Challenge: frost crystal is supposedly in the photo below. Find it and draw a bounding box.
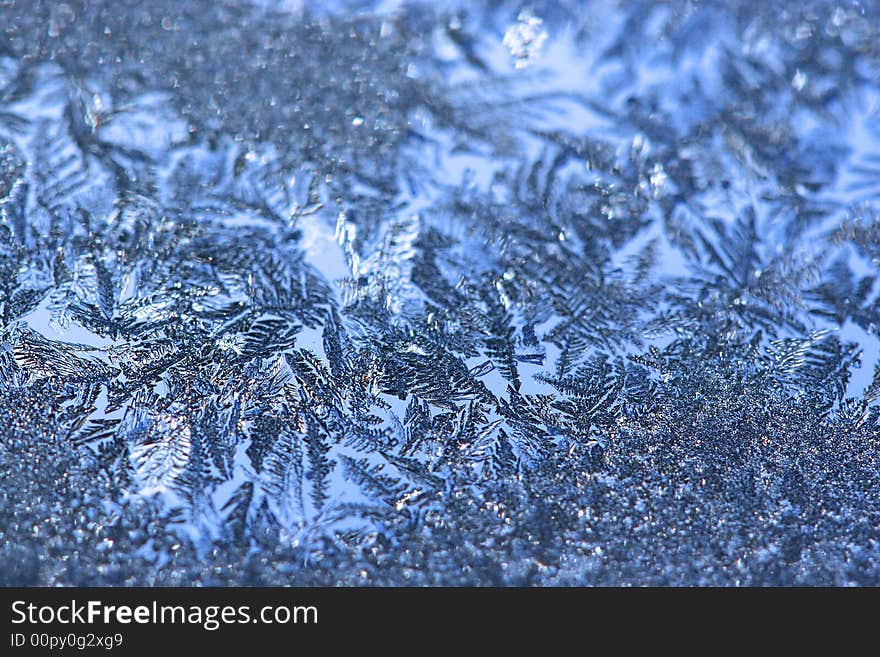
[1,1,880,586]
[503,10,548,69]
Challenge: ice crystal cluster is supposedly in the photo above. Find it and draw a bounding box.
[1,0,880,586]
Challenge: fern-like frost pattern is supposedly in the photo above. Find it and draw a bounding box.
[1,0,880,585]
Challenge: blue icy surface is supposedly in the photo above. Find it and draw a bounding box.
[1,1,880,585]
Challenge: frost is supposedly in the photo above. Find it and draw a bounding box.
[1,1,880,586]
[503,10,548,69]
